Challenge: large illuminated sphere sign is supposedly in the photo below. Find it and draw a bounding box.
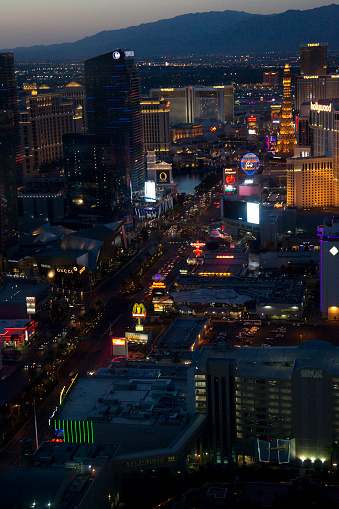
[241,153,260,176]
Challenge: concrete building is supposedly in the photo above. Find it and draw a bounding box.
[150,86,234,124]
[192,340,339,467]
[60,81,86,132]
[286,155,334,208]
[18,177,66,221]
[300,43,327,77]
[51,365,207,475]
[295,75,339,113]
[146,151,177,196]
[310,100,339,204]
[0,442,120,509]
[19,89,81,177]
[319,216,339,320]
[141,98,170,156]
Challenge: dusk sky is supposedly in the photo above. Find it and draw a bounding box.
[1,0,334,49]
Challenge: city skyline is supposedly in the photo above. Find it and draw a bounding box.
[0,0,334,49]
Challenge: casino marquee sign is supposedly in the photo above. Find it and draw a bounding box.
[156,170,170,184]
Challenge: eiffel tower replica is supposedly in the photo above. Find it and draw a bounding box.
[276,63,297,157]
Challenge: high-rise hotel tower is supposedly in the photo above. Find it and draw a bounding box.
[85,50,144,193]
[0,53,19,257]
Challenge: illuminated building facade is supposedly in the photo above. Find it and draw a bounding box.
[85,50,144,192]
[63,133,131,219]
[150,85,234,124]
[0,53,19,256]
[300,43,327,77]
[19,91,78,177]
[59,81,86,131]
[171,123,203,142]
[276,64,297,157]
[295,75,339,112]
[141,98,170,156]
[310,100,339,204]
[286,156,334,208]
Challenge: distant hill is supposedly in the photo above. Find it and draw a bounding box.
[1,4,339,61]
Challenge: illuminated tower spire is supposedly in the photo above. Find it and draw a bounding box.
[277,63,297,157]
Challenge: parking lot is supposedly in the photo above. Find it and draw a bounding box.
[202,320,339,348]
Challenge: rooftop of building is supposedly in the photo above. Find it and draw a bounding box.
[0,442,118,509]
[0,278,51,304]
[35,246,89,260]
[175,275,305,305]
[157,317,207,350]
[70,222,123,241]
[56,368,190,454]
[198,340,339,378]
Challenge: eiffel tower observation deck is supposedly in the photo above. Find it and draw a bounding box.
[276,63,297,157]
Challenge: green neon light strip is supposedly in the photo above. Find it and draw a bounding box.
[87,421,90,442]
[82,421,86,443]
[70,420,74,443]
[75,421,78,442]
[66,420,69,443]
[91,421,94,443]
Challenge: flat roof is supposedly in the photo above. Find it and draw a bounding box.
[158,318,207,350]
[198,340,339,377]
[56,371,189,453]
[0,280,50,304]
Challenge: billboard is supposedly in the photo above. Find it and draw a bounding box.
[145,181,156,200]
[26,296,36,314]
[125,331,151,343]
[240,153,260,176]
[246,202,260,224]
[156,169,170,184]
[223,168,237,195]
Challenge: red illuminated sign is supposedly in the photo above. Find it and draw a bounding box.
[112,338,126,346]
[191,241,206,258]
[225,175,235,185]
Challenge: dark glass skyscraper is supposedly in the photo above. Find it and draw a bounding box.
[63,132,131,219]
[85,50,144,192]
[300,43,327,76]
[0,53,19,256]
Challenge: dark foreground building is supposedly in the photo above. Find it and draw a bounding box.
[0,53,20,256]
[63,133,131,219]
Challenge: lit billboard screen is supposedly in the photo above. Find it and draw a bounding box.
[145,181,156,200]
[112,338,126,346]
[222,199,260,225]
[247,202,260,224]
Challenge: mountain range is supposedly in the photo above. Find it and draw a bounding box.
[1,4,339,61]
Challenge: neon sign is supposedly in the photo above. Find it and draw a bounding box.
[190,241,206,258]
[240,153,260,176]
[310,102,332,113]
[225,174,235,185]
[132,302,146,325]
